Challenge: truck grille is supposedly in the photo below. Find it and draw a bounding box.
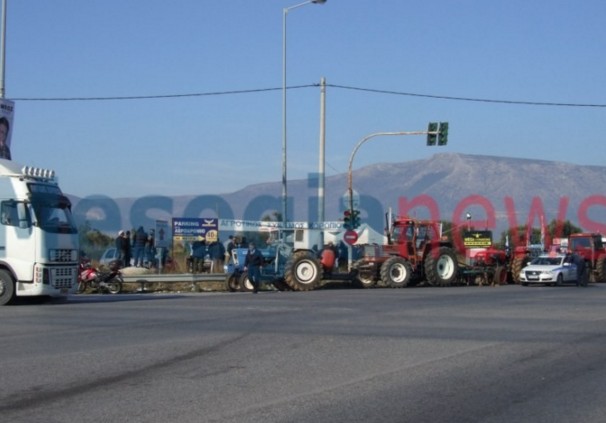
[51,267,76,289]
[49,249,78,263]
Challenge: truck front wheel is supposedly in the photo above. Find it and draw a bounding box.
[0,269,15,306]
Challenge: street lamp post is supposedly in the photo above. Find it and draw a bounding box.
[282,0,326,225]
[0,0,7,99]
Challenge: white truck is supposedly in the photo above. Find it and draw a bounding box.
[0,159,79,305]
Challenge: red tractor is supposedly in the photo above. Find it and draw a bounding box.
[568,233,606,283]
[460,246,509,286]
[352,216,458,288]
[452,229,540,286]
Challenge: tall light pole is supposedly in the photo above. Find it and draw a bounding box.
[282,0,326,225]
[0,0,7,99]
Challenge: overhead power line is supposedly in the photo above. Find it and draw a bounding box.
[10,86,310,101]
[327,84,606,108]
[10,83,606,108]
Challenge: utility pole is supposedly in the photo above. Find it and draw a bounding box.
[317,77,326,243]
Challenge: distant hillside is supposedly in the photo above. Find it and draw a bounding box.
[70,153,606,236]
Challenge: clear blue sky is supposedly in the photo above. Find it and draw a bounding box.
[6,0,606,199]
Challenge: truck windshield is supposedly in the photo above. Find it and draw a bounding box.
[30,195,77,234]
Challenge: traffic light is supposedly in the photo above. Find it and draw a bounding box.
[427,122,438,146]
[343,209,352,230]
[438,122,449,145]
[352,209,361,229]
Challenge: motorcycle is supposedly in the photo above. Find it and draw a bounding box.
[78,258,123,294]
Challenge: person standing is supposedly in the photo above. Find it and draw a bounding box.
[244,242,264,294]
[191,240,207,273]
[115,230,128,268]
[133,226,147,267]
[145,230,156,268]
[573,251,588,287]
[209,239,225,273]
[320,242,337,278]
[224,235,235,264]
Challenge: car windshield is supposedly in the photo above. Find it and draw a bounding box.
[531,256,563,266]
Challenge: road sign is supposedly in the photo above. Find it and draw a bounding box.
[343,230,359,246]
[155,220,170,248]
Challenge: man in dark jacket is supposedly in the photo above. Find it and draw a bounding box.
[133,226,147,267]
[115,230,128,268]
[191,241,207,273]
[244,242,264,294]
[573,251,588,287]
[209,239,226,273]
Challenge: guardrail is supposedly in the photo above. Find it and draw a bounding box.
[122,273,227,292]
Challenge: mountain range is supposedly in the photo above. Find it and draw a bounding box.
[70,153,606,236]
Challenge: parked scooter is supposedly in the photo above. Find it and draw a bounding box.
[78,258,123,294]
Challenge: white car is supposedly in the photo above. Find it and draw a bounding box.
[99,247,121,266]
[519,254,577,286]
[99,247,138,267]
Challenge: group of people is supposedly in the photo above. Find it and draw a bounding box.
[189,238,227,274]
[185,235,265,293]
[115,226,157,268]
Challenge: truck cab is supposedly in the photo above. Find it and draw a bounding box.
[0,160,79,305]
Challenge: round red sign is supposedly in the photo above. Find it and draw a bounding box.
[343,230,359,245]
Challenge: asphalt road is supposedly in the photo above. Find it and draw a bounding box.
[1,284,605,423]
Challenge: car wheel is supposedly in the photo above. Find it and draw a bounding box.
[556,273,563,286]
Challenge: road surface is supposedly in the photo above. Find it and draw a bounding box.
[1,284,605,422]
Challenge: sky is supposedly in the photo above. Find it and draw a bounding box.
[5,0,606,200]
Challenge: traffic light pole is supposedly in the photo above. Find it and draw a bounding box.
[345,125,447,270]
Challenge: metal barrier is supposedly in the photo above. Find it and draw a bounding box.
[121,273,226,292]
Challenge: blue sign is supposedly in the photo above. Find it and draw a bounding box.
[172,218,218,242]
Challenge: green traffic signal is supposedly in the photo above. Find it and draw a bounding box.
[427,122,438,146]
[438,122,449,145]
[352,209,361,229]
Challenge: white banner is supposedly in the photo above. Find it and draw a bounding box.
[218,219,344,232]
